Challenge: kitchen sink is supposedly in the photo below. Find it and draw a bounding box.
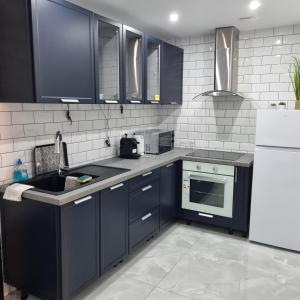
[26,164,130,195]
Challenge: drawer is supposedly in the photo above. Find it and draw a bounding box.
[129,208,159,251]
[183,161,234,176]
[129,179,159,223]
[129,168,160,192]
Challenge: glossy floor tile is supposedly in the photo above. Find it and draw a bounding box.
[5,223,300,300]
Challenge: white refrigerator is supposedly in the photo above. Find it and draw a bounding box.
[249,110,300,251]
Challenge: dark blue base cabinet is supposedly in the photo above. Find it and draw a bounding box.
[0,162,179,300]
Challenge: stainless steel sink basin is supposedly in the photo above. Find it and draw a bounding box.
[26,164,130,195]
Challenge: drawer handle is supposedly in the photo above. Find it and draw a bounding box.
[74,196,92,205]
[142,185,152,192]
[166,163,174,168]
[130,100,141,104]
[105,100,118,104]
[198,212,213,218]
[61,98,79,103]
[142,171,152,177]
[150,101,159,104]
[110,183,124,190]
[141,212,152,221]
[170,101,178,105]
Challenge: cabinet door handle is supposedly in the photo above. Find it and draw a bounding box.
[74,196,92,205]
[142,171,152,177]
[166,163,174,168]
[235,167,237,183]
[142,185,152,192]
[198,212,213,218]
[61,98,79,103]
[170,101,178,105]
[110,183,124,190]
[130,100,141,104]
[141,212,152,221]
[105,100,118,104]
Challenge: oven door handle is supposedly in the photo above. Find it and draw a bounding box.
[189,174,227,185]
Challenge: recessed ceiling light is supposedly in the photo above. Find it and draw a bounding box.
[169,12,179,23]
[249,0,261,10]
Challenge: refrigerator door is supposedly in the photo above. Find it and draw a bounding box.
[255,110,300,148]
[249,146,300,251]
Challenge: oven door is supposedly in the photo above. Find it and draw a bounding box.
[182,170,234,218]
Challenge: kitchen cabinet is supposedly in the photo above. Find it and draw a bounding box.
[100,182,128,273]
[160,162,178,229]
[94,15,123,104]
[0,193,99,300]
[60,194,99,299]
[1,1,184,105]
[160,42,183,105]
[32,0,95,103]
[232,166,253,236]
[128,169,160,252]
[144,36,161,104]
[123,25,144,104]
[129,208,159,250]
[1,0,95,103]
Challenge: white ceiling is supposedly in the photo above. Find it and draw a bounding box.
[70,0,300,40]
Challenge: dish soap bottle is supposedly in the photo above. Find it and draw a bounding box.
[14,159,29,182]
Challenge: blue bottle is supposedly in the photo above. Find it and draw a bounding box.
[14,159,29,182]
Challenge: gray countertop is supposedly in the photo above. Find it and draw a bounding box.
[8,148,253,206]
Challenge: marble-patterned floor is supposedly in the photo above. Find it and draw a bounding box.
[6,222,300,300]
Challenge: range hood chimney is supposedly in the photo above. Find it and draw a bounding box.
[201,26,243,98]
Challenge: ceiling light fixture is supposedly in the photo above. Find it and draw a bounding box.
[169,12,179,23]
[249,0,261,10]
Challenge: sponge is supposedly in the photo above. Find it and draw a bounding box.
[78,175,93,184]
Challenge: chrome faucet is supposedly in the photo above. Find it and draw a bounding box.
[55,131,63,175]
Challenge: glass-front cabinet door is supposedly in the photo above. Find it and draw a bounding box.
[123,26,144,104]
[145,36,161,104]
[95,15,122,104]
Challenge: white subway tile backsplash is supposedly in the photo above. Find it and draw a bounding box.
[274,25,294,35]
[253,47,272,56]
[34,111,53,123]
[0,112,12,125]
[262,55,282,65]
[272,45,292,55]
[263,36,282,46]
[283,34,300,44]
[0,140,14,154]
[253,65,271,74]
[24,124,45,136]
[12,112,33,124]
[14,137,35,151]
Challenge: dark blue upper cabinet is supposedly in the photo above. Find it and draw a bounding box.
[94,15,123,104]
[144,35,161,105]
[123,25,144,104]
[160,42,183,105]
[31,0,95,104]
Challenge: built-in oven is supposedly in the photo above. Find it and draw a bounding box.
[182,161,235,218]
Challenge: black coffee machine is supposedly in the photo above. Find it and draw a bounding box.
[119,134,141,159]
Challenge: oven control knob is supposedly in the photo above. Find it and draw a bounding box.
[213,167,218,172]
[196,165,201,170]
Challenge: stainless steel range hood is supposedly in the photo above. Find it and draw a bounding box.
[201,26,243,98]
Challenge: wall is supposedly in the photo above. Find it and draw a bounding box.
[0,103,158,184]
[159,24,300,152]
